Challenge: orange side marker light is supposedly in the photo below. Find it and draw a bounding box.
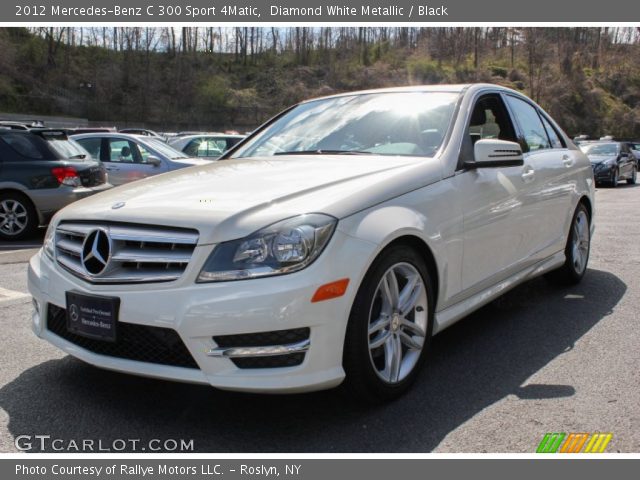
[311,278,350,303]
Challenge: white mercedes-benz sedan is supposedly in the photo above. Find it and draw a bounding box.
[28,84,595,400]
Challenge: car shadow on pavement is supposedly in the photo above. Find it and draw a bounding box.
[0,268,626,453]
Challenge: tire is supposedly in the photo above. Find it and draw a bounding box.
[545,203,591,285]
[342,245,435,402]
[627,166,637,185]
[0,192,38,241]
[610,169,619,188]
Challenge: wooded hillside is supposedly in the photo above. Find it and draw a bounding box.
[0,27,639,137]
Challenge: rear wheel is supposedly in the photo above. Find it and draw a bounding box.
[343,245,434,402]
[0,192,38,241]
[545,203,590,285]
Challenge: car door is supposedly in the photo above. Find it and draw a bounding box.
[619,143,633,178]
[452,93,538,293]
[503,95,576,259]
[103,138,166,185]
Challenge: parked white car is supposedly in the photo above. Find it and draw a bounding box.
[28,84,595,400]
[71,133,208,186]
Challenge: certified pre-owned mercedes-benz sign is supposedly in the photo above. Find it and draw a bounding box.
[28,84,595,401]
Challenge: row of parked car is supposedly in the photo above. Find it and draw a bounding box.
[575,136,639,187]
[0,121,246,240]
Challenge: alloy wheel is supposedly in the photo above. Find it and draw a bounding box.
[0,199,29,236]
[571,210,590,275]
[367,262,428,384]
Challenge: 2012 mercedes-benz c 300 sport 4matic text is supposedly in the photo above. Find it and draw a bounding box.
[28,84,595,400]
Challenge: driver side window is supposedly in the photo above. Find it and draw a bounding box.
[468,95,517,145]
[458,93,517,169]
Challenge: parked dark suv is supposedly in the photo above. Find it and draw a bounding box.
[579,141,638,187]
[0,129,111,240]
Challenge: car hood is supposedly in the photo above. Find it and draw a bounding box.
[587,155,616,165]
[54,155,435,244]
[169,158,211,167]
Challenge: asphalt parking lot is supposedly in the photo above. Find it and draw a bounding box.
[0,185,638,453]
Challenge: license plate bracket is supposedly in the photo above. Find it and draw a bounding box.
[65,291,119,342]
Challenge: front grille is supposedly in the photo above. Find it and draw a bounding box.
[55,221,198,284]
[213,328,310,369]
[47,304,199,369]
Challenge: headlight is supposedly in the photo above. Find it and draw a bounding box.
[43,223,55,260]
[197,214,337,282]
[604,158,617,166]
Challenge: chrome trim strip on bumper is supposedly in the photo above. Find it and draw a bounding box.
[207,339,311,358]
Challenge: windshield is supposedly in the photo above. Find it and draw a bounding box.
[48,137,92,160]
[141,138,189,159]
[231,91,460,159]
[580,143,618,156]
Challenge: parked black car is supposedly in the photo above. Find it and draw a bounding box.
[0,129,111,240]
[579,141,637,187]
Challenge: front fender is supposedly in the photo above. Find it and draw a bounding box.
[337,185,464,313]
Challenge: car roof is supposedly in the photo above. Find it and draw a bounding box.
[70,132,148,140]
[177,134,244,141]
[300,83,530,104]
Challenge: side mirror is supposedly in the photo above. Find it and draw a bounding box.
[465,139,524,169]
[146,156,162,167]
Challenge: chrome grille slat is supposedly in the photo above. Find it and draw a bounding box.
[56,238,82,256]
[112,248,192,264]
[54,222,199,284]
[109,226,198,244]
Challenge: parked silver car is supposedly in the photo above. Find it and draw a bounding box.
[71,133,208,186]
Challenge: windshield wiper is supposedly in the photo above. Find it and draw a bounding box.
[273,149,370,156]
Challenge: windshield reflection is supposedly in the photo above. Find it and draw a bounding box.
[232,91,460,159]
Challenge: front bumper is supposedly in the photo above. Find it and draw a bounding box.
[27,229,377,393]
[591,164,615,182]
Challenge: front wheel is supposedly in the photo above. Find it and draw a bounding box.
[611,169,619,187]
[545,203,591,285]
[342,245,434,402]
[628,166,637,185]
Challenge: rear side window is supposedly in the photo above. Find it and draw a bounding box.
[76,138,102,159]
[540,115,564,149]
[0,133,44,159]
[505,96,551,152]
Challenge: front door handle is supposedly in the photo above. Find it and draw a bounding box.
[562,155,574,168]
[105,166,120,171]
[521,168,535,182]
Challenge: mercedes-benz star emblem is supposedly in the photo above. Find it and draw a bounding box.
[81,229,112,276]
[69,304,79,322]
